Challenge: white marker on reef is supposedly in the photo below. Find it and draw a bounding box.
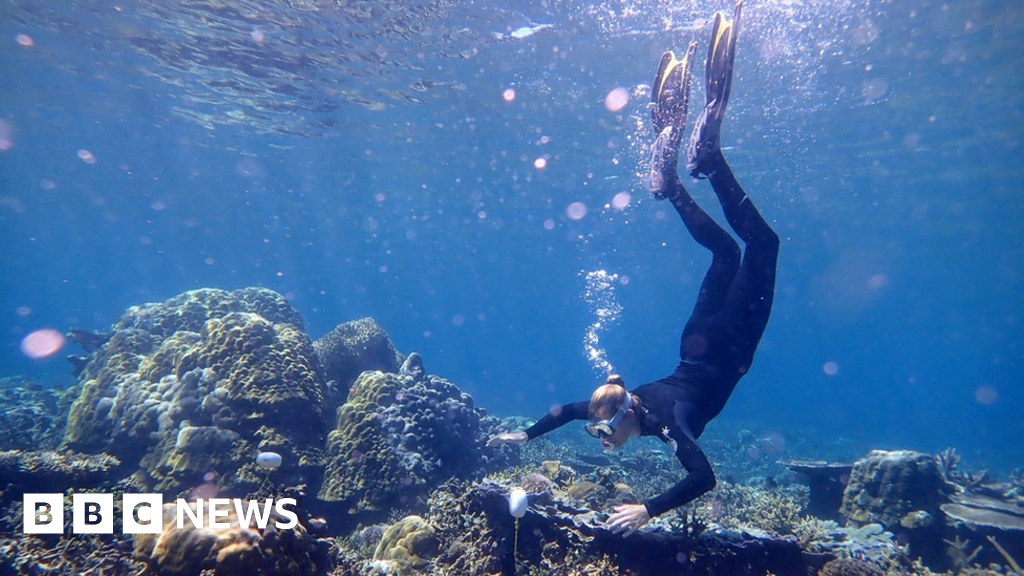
[509,487,528,518]
[256,451,282,470]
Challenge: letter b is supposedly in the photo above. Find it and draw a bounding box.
[73,494,114,534]
[23,494,64,534]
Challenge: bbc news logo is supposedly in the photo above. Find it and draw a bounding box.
[23,494,299,534]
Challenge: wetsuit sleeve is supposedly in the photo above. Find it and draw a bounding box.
[523,401,589,439]
[643,432,716,518]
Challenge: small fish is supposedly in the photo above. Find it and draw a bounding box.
[495,23,554,41]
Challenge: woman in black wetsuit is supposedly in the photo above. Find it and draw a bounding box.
[488,3,779,537]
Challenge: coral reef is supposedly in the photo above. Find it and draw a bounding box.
[114,286,305,337]
[425,479,812,576]
[7,286,1024,576]
[61,288,326,494]
[318,367,514,517]
[344,523,389,558]
[0,450,121,496]
[133,501,320,576]
[371,515,438,576]
[841,450,953,529]
[519,472,555,495]
[706,481,809,536]
[313,317,404,401]
[818,557,885,576]
[840,450,958,570]
[0,377,66,450]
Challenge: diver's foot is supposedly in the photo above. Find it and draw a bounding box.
[647,126,678,200]
[686,2,742,178]
[685,105,722,178]
[649,43,696,197]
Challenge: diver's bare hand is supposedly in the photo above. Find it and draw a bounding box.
[606,504,651,537]
[486,431,528,447]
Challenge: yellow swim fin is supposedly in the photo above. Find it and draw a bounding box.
[650,42,697,134]
[687,2,743,177]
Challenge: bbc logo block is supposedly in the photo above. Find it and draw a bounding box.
[22,494,297,534]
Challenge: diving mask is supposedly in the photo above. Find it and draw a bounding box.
[584,391,632,439]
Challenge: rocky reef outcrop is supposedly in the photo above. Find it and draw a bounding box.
[46,286,514,521]
[318,366,515,517]
[840,450,953,529]
[313,318,404,402]
[61,288,326,493]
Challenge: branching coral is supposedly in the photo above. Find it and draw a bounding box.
[706,481,808,536]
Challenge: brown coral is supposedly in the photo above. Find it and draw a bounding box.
[372,515,439,576]
[312,317,404,398]
[62,288,326,494]
[318,369,504,516]
[818,557,884,576]
[133,501,317,576]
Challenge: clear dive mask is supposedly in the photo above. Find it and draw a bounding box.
[584,391,632,439]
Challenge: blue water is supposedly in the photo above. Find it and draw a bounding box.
[1,0,1021,471]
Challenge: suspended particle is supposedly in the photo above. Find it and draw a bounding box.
[605,87,630,112]
[566,202,587,220]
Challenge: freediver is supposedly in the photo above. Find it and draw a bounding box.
[488,3,780,537]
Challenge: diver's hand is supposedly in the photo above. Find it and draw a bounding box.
[606,504,651,537]
[486,431,528,447]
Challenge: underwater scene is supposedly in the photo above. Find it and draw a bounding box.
[1,0,1022,574]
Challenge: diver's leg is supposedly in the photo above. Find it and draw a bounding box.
[704,151,779,370]
[667,179,741,330]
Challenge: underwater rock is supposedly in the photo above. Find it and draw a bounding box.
[313,317,404,400]
[0,377,66,450]
[61,288,326,494]
[318,368,515,518]
[133,501,318,576]
[840,450,953,529]
[372,515,438,576]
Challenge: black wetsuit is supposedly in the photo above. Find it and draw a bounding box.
[524,150,779,518]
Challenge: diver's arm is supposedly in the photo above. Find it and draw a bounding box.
[643,432,716,517]
[486,401,589,447]
[523,401,590,439]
